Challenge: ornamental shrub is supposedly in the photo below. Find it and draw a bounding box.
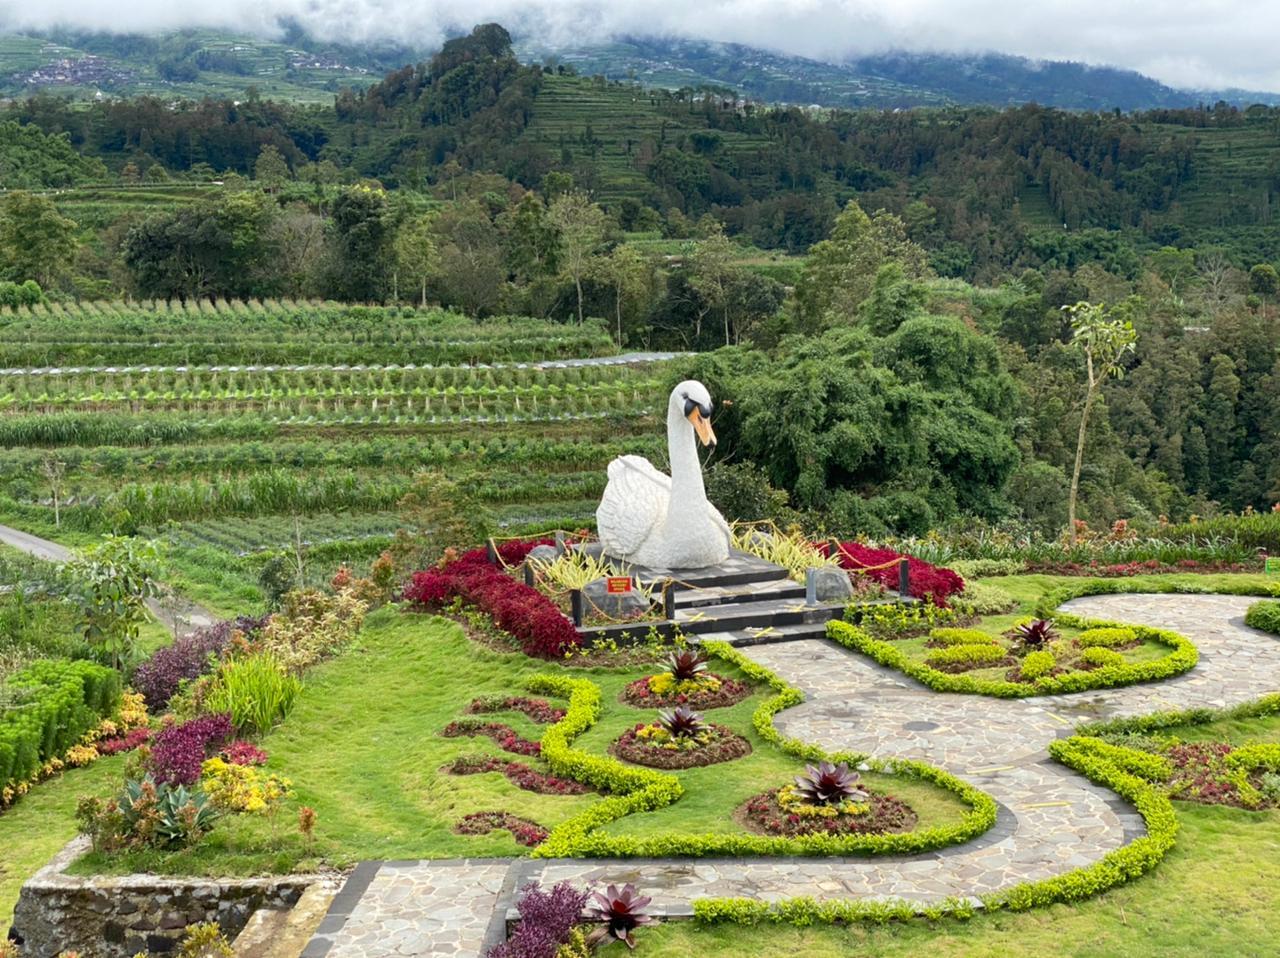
[149,713,233,786]
[203,653,301,737]
[1081,647,1125,669]
[487,880,590,958]
[405,541,580,659]
[827,541,965,606]
[924,644,1006,669]
[1077,627,1137,648]
[1245,600,1280,635]
[1020,650,1056,679]
[929,628,998,647]
[133,616,268,711]
[0,659,121,801]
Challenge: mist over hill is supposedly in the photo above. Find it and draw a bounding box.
[1,26,1277,110]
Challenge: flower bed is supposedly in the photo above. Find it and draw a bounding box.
[741,788,916,837]
[404,540,580,659]
[466,695,565,724]
[610,718,750,770]
[620,673,751,709]
[444,754,591,795]
[826,541,965,606]
[1025,558,1260,577]
[441,718,541,756]
[454,811,548,847]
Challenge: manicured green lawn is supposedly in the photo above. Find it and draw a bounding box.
[71,605,974,879]
[0,755,128,926]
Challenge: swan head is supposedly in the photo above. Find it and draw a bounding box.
[671,380,716,447]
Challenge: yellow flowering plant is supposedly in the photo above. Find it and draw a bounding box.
[200,757,293,815]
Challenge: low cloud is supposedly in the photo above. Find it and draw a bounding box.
[0,0,1276,93]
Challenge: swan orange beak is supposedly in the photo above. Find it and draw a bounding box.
[688,407,717,447]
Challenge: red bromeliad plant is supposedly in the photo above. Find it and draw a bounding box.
[585,883,654,950]
[404,541,581,659]
[825,542,965,606]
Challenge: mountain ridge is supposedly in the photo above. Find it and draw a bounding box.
[1,26,1278,111]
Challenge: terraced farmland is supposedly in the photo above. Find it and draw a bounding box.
[0,299,671,612]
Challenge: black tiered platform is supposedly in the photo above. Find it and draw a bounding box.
[570,545,904,647]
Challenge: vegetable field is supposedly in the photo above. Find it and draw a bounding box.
[0,299,670,610]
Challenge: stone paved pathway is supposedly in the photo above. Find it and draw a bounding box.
[307,592,1280,956]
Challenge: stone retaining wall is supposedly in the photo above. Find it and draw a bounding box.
[8,838,321,958]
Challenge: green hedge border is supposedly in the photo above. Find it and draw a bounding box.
[1245,599,1280,635]
[823,576,1278,698]
[1,659,122,800]
[527,642,997,858]
[694,730,1180,924]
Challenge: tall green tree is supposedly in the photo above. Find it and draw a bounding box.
[393,214,438,306]
[548,190,608,323]
[0,191,79,288]
[1064,300,1139,541]
[328,186,393,302]
[592,244,652,346]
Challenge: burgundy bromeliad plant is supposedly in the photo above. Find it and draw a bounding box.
[656,706,706,739]
[585,883,655,950]
[1013,618,1060,651]
[793,760,870,806]
[666,649,708,683]
[404,541,581,659]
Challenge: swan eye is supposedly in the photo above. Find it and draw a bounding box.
[683,398,697,417]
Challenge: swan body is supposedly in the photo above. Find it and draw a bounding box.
[597,380,731,569]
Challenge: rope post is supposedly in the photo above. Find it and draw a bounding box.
[805,568,817,606]
[898,557,910,598]
[663,580,676,621]
[570,589,584,627]
[523,562,534,587]
[555,531,566,554]
[486,538,498,566]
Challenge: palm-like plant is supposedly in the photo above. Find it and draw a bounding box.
[585,883,655,950]
[1014,618,1060,650]
[656,706,706,739]
[792,760,869,806]
[666,649,708,683]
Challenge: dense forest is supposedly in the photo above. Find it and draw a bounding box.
[1,23,1278,536]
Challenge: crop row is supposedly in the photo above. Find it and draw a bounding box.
[0,409,659,449]
[0,434,665,482]
[41,468,609,530]
[0,368,663,403]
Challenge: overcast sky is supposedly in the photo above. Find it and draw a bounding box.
[1,0,1277,93]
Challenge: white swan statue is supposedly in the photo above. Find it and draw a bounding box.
[596,380,731,569]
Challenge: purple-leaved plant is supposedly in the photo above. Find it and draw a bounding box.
[486,881,589,958]
[148,713,234,786]
[133,616,269,710]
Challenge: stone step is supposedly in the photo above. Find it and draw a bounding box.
[711,622,835,646]
[674,578,807,609]
[235,883,338,958]
[674,597,846,635]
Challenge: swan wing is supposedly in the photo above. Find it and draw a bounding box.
[597,455,669,559]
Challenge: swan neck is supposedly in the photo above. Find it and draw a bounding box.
[668,403,704,500]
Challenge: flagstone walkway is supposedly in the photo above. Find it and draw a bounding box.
[304,593,1279,957]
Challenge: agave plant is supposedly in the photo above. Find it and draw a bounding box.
[1014,618,1060,650]
[793,760,869,806]
[585,883,655,950]
[666,649,708,683]
[656,706,706,739]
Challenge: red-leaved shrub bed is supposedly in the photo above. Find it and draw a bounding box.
[619,674,752,709]
[454,811,548,847]
[441,719,541,756]
[1165,742,1280,810]
[443,755,591,795]
[404,541,580,659]
[466,695,566,724]
[826,542,965,606]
